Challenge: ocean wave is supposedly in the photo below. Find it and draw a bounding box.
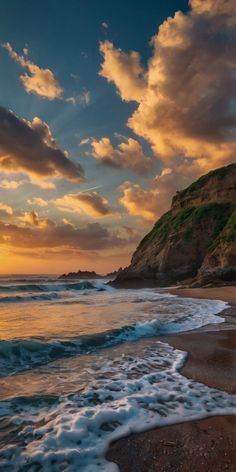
[0,281,105,293]
[0,281,108,303]
[1,341,235,471]
[0,298,226,376]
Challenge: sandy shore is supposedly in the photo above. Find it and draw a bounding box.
[169,286,236,304]
[107,286,236,471]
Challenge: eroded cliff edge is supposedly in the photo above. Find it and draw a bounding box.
[115,164,236,287]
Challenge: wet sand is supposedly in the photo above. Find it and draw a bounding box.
[107,286,236,472]
[169,286,236,304]
[107,416,236,472]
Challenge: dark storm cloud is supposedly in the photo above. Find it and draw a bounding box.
[0,107,85,182]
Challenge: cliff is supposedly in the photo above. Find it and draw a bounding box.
[198,208,236,284]
[115,164,236,287]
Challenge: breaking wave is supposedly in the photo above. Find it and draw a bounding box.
[0,281,108,303]
[0,297,226,376]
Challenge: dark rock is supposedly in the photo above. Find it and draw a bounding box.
[59,270,103,279]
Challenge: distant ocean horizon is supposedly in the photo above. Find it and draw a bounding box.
[0,275,235,471]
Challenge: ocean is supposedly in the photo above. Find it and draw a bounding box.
[0,276,235,471]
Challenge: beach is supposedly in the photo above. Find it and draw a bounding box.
[0,279,235,471]
[107,287,236,471]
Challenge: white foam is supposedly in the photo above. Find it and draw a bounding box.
[0,285,233,471]
[1,341,235,471]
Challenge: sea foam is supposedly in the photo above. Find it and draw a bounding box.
[0,341,235,471]
[0,296,226,376]
[0,281,233,471]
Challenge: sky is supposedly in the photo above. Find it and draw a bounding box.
[0,0,235,274]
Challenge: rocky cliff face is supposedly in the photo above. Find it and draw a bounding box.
[198,208,236,284]
[116,164,236,286]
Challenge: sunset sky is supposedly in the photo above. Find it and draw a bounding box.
[0,0,235,274]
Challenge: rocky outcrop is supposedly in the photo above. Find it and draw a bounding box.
[115,164,236,287]
[59,270,102,279]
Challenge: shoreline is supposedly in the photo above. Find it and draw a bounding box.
[107,286,236,471]
[168,286,236,304]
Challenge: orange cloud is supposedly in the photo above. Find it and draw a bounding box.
[0,179,26,189]
[2,43,63,100]
[0,202,13,216]
[99,41,146,102]
[54,191,112,218]
[18,211,53,229]
[119,167,196,221]
[29,178,56,189]
[190,0,236,15]
[0,107,85,183]
[91,137,152,175]
[100,0,236,174]
[119,183,157,221]
[27,197,48,207]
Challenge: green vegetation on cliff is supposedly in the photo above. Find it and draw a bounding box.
[139,203,235,249]
[173,163,236,202]
[213,208,236,245]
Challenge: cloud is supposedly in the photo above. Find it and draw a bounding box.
[54,191,112,218]
[0,179,26,189]
[90,137,153,175]
[2,43,91,107]
[190,0,236,16]
[119,167,196,221]
[2,42,63,100]
[80,91,91,105]
[27,197,48,207]
[0,219,135,251]
[0,107,85,183]
[119,181,162,221]
[66,97,78,105]
[99,41,146,102]
[18,211,53,229]
[79,138,90,146]
[66,90,91,106]
[61,218,75,227]
[100,0,236,174]
[29,178,56,189]
[0,202,13,216]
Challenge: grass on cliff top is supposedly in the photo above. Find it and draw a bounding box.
[139,202,235,249]
[173,163,236,202]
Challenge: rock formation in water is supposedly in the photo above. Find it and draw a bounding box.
[115,163,236,286]
[59,270,102,279]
